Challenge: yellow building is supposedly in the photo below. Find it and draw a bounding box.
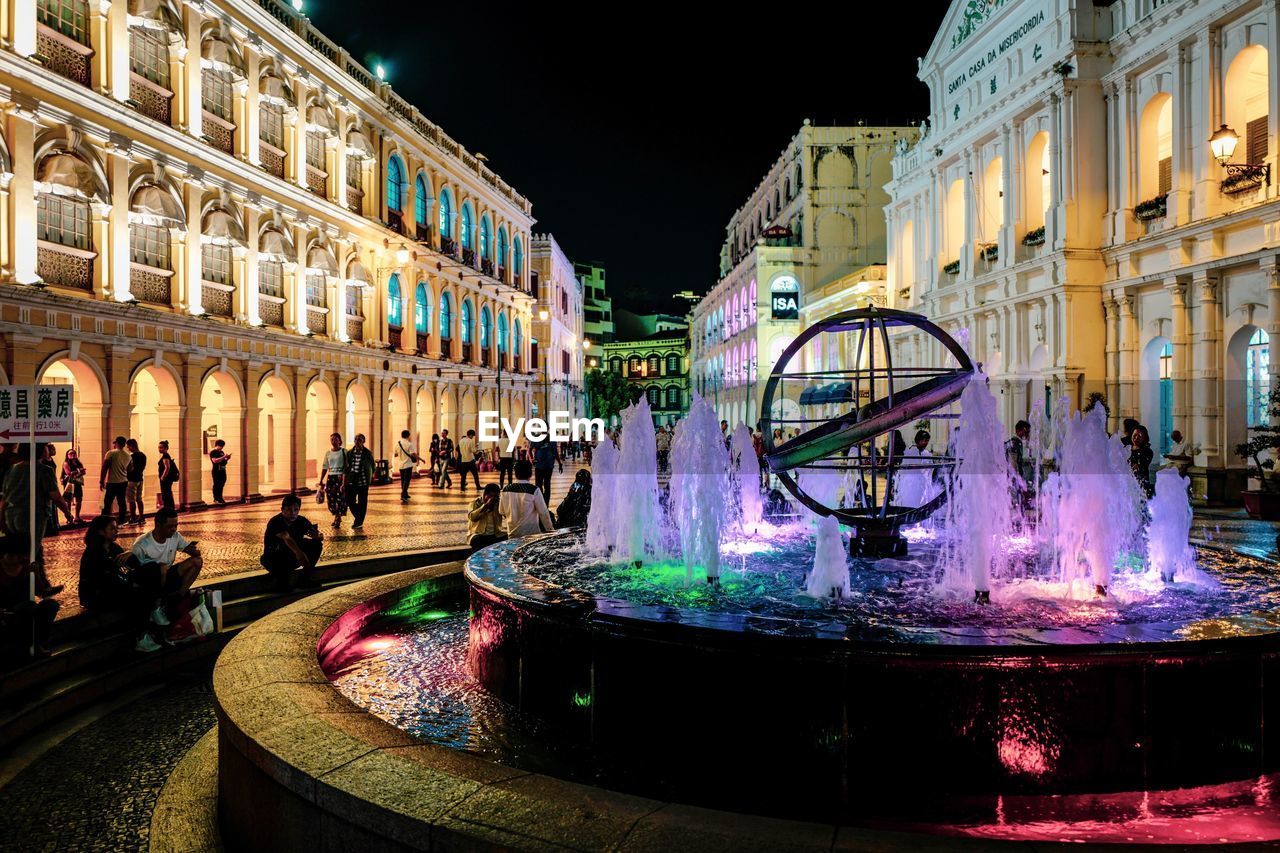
[0,0,539,508]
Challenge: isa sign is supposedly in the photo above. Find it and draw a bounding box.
[771,291,799,320]
[0,385,74,441]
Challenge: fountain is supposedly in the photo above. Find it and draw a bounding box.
[320,307,1280,839]
[729,423,763,533]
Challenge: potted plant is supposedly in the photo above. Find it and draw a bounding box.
[1234,388,1280,519]
[1133,194,1168,222]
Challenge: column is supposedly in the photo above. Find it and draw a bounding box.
[1193,28,1222,221]
[104,0,128,102]
[1103,297,1119,430]
[11,0,35,57]
[1047,92,1062,249]
[242,206,260,325]
[1168,278,1190,436]
[1000,127,1015,266]
[290,222,307,334]
[1117,294,1137,419]
[242,364,262,502]
[182,356,207,510]
[1170,43,1190,225]
[1265,260,1280,392]
[961,148,975,278]
[242,42,260,165]
[9,109,37,285]
[183,180,202,313]
[181,5,202,139]
[108,149,131,301]
[290,79,307,189]
[1192,272,1221,462]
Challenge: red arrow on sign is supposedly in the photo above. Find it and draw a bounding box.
[0,429,69,440]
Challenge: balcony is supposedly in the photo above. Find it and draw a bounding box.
[346,315,364,341]
[259,142,286,178]
[202,112,234,154]
[130,264,172,305]
[306,306,327,335]
[202,282,234,317]
[462,247,477,269]
[389,326,403,349]
[36,25,90,87]
[305,166,327,198]
[346,185,363,215]
[481,258,495,277]
[439,236,457,257]
[387,210,404,235]
[462,342,473,363]
[259,297,285,328]
[129,75,173,126]
[416,332,430,354]
[37,242,93,290]
[416,224,432,244]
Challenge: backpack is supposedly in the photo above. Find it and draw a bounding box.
[164,456,180,482]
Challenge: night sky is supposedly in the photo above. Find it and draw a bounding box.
[306,1,953,314]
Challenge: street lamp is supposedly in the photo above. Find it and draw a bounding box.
[1209,123,1271,188]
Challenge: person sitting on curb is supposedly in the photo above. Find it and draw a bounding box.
[79,516,166,652]
[0,534,59,661]
[499,460,554,538]
[130,508,202,626]
[260,494,324,592]
[467,483,506,552]
[555,469,593,529]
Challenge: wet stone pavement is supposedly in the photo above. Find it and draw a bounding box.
[40,466,589,619]
[0,664,216,852]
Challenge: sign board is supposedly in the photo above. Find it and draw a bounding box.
[0,385,74,442]
[771,274,800,320]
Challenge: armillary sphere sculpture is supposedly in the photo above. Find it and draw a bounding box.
[760,307,974,557]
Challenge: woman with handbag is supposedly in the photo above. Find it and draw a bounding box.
[61,448,86,524]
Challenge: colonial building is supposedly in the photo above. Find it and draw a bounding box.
[690,121,917,430]
[600,331,690,426]
[530,234,585,419]
[576,261,614,344]
[0,0,538,510]
[887,0,1280,491]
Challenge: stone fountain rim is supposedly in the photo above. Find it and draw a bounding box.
[463,530,1280,655]
[213,561,917,851]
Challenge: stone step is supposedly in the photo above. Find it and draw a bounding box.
[149,726,222,853]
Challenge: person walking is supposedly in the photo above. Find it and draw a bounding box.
[125,439,147,524]
[319,433,348,530]
[457,429,480,491]
[61,448,86,524]
[655,426,671,473]
[395,430,419,504]
[343,433,374,531]
[100,437,130,523]
[41,443,60,534]
[208,439,231,504]
[260,494,324,591]
[533,438,556,505]
[496,434,515,488]
[428,433,441,486]
[499,460,554,538]
[436,429,454,489]
[0,444,70,598]
[1129,424,1154,497]
[157,440,178,513]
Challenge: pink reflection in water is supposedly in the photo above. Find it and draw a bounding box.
[932,773,1280,844]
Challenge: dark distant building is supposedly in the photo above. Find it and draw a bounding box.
[599,330,690,426]
[613,309,688,340]
[576,262,615,343]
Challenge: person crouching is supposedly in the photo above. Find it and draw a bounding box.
[467,483,506,552]
[260,494,324,592]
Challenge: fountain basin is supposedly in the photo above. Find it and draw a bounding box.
[462,531,1280,822]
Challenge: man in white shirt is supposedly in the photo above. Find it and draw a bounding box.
[496,433,515,488]
[130,508,203,616]
[394,429,419,504]
[457,429,481,491]
[499,460,553,538]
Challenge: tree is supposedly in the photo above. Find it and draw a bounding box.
[1236,387,1280,493]
[586,368,642,424]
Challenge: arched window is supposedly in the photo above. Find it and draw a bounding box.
[200,34,242,153]
[387,273,402,327]
[514,318,523,369]
[647,386,661,407]
[415,174,430,230]
[38,0,90,45]
[1248,328,1270,428]
[1225,45,1270,169]
[773,188,781,217]
[728,294,738,336]
[479,216,491,259]
[1139,94,1173,201]
[480,306,492,349]
[1158,342,1173,455]
[1025,131,1051,235]
[438,189,453,239]
[496,227,508,277]
[610,357,622,374]
[648,354,661,375]
[667,354,679,374]
[513,237,524,279]
[460,204,474,251]
[497,312,509,354]
[386,155,406,214]
[460,299,473,343]
[749,280,757,323]
[439,292,452,340]
[944,178,965,265]
[749,339,758,383]
[415,282,430,334]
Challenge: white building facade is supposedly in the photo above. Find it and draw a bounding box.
[691,122,916,430]
[531,235,585,419]
[888,0,1280,489]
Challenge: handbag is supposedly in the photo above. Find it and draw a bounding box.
[315,489,326,505]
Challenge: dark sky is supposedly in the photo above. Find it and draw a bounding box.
[306,1,952,315]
